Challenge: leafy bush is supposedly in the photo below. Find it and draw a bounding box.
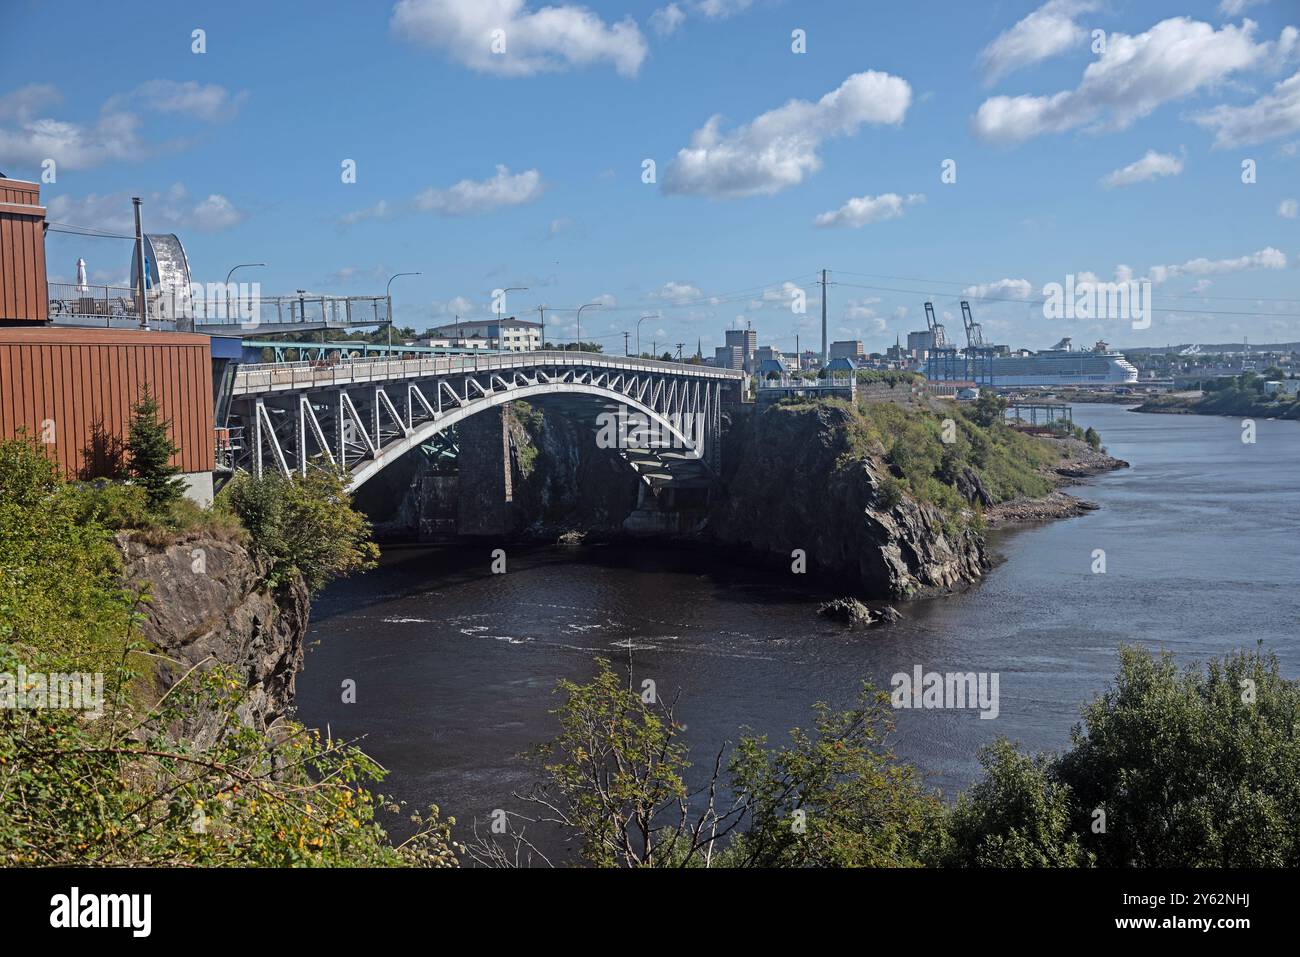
[220,469,379,593]
[947,646,1300,868]
[0,436,456,868]
[472,659,944,868]
[943,740,1091,867]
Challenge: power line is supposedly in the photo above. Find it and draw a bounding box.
[45,221,135,240]
[831,268,1300,306]
[831,280,1300,320]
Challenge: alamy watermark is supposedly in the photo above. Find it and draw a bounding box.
[891,665,1000,719]
[1042,274,1151,330]
[596,407,704,456]
[1,665,104,718]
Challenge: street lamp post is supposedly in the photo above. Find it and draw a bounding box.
[385,272,421,350]
[636,313,658,358]
[575,302,601,353]
[224,262,266,324]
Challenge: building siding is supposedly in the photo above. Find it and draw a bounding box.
[0,178,49,323]
[0,327,214,477]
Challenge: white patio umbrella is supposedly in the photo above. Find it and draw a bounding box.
[75,258,89,293]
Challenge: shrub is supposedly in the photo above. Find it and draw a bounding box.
[221,469,379,593]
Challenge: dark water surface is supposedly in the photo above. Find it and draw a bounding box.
[297,405,1300,834]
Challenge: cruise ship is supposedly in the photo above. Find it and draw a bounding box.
[925,338,1138,388]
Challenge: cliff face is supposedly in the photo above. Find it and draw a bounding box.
[117,534,309,745]
[706,403,987,599]
[506,401,641,536]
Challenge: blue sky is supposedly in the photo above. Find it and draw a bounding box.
[2,0,1299,352]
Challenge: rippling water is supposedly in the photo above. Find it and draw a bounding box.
[296,404,1300,837]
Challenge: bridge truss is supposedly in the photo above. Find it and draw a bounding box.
[225,351,745,492]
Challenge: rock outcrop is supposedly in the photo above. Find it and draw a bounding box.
[705,403,987,599]
[117,533,309,746]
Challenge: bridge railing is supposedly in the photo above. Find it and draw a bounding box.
[233,349,746,394]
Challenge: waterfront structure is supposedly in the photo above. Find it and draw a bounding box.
[925,337,1138,388]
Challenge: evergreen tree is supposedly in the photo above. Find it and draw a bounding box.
[126,383,184,512]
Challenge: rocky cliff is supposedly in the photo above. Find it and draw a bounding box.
[117,533,309,745]
[705,403,987,599]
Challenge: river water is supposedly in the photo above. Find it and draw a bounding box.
[296,404,1300,839]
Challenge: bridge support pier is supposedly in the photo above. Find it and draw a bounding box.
[456,407,515,537]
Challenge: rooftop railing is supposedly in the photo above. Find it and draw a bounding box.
[47,283,392,331]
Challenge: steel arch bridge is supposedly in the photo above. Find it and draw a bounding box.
[225,351,748,492]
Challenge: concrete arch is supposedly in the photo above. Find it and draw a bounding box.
[344,381,705,493]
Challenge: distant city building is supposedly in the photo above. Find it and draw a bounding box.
[713,344,744,370]
[829,339,865,360]
[725,327,757,372]
[755,345,782,364]
[907,330,934,355]
[425,317,541,352]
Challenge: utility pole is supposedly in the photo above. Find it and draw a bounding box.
[818,268,829,368]
[623,331,630,356]
[675,342,684,360]
[537,305,548,349]
[132,197,148,330]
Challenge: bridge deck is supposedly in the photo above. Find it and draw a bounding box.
[233,350,745,396]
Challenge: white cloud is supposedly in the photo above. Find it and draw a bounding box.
[0,84,61,121]
[1280,198,1299,217]
[1218,0,1265,16]
[973,17,1276,144]
[390,0,647,77]
[1194,69,1300,147]
[1101,149,1185,188]
[46,183,245,233]
[108,80,249,122]
[1144,246,1286,284]
[665,71,912,198]
[413,165,543,216]
[654,280,704,302]
[696,0,755,17]
[0,80,246,173]
[0,111,144,171]
[842,298,879,321]
[431,295,479,317]
[813,191,924,228]
[338,200,391,227]
[650,3,685,36]
[963,278,1034,300]
[978,0,1097,84]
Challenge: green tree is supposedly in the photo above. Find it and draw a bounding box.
[221,468,379,593]
[1057,645,1300,867]
[1,435,455,868]
[942,740,1092,867]
[0,435,136,673]
[478,661,944,867]
[126,384,185,513]
[724,687,947,867]
[971,391,1007,428]
[1083,426,1101,450]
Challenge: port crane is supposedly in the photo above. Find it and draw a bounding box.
[960,300,986,349]
[923,301,949,347]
